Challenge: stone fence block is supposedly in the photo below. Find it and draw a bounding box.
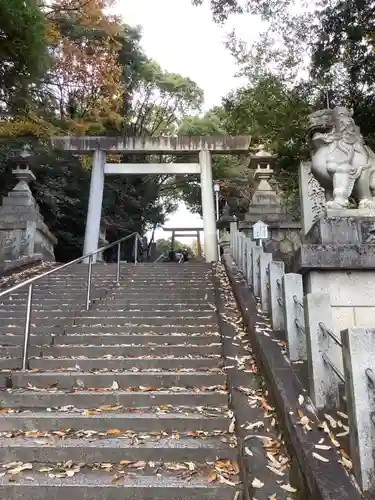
[251,246,263,297]
[235,231,241,266]
[245,238,256,286]
[282,273,306,361]
[268,261,285,332]
[341,328,375,493]
[239,232,246,274]
[230,222,237,254]
[259,253,273,312]
[304,293,342,409]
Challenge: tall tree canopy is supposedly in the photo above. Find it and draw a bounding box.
[189,0,375,215]
[0,0,204,261]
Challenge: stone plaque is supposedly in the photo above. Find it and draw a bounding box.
[299,161,326,236]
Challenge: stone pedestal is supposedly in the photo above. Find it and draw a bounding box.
[240,162,301,271]
[219,230,231,254]
[0,166,57,262]
[293,215,375,332]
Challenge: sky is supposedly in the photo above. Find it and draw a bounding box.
[115,0,262,244]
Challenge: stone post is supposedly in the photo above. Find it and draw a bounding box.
[230,221,237,256]
[199,150,218,262]
[268,261,285,331]
[282,273,306,362]
[83,149,106,263]
[341,328,375,493]
[304,293,341,409]
[245,238,256,286]
[259,253,273,312]
[251,246,263,297]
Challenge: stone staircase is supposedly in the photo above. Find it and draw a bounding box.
[0,263,239,499]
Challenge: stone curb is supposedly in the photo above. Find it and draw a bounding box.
[212,267,291,500]
[222,254,364,500]
[0,254,43,280]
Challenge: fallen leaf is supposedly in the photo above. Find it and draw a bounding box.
[267,465,284,476]
[340,456,353,470]
[298,394,304,405]
[119,460,132,466]
[252,477,264,488]
[229,418,235,434]
[128,461,146,469]
[207,471,217,483]
[312,452,329,463]
[106,429,122,436]
[280,483,297,493]
[314,444,331,451]
[8,463,33,475]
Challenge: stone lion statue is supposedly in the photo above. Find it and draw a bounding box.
[308,106,375,209]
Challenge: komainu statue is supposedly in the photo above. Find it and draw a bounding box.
[308,106,375,209]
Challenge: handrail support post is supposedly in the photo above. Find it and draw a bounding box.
[116,242,121,283]
[22,284,33,371]
[86,255,93,310]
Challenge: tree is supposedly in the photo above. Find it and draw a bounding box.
[127,60,204,136]
[155,238,191,255]
[0,0,205,261]
[0,0,49,111]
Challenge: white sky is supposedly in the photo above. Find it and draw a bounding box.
[115,0,261,244]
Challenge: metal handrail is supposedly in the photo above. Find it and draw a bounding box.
[154,252,166,263]
[0,231,143,371]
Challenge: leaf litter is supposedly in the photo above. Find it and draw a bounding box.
[214,264,295,496]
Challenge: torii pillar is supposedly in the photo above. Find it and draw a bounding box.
[199,150,218,262]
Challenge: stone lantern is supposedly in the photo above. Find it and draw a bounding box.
[0,145,57,263]
[10,145,36,193]
[246,144,281,221]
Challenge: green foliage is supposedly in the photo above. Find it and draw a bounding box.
[0,0,49,109]
[156,238,192,254]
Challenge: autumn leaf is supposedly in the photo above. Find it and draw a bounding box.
[207,471,217,483]
[106,429,122,436]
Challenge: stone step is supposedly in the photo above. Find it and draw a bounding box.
[0,472,235,500]
[27,357,220,371]
[0,389,228,408]
[1,317,216,328]
[0,412,229,433]
[0,344,222,358]
[0,436,236,464]
[10,371,226,390]
[0,311,217,319]
[0,332,219,345]
[95,307,214,312]
[55,334,220,345]
[69,318,216,327]
[103,300,209,305]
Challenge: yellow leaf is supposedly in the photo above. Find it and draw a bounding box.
[106,429,121,436]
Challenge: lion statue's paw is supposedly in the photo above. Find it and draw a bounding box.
[326,199,349,209]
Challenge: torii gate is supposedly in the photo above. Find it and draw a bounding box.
[163,227,204,257]
[50,136,250,263]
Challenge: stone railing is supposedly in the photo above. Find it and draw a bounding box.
[230,224,375,494]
